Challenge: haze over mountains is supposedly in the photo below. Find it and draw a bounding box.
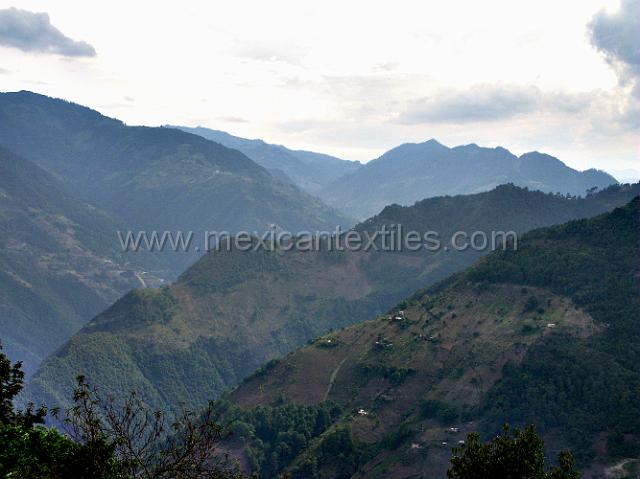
[180,126,618,220]
[0,91,352,273]
[172,126,361,194]
[321,139,618,219]
[26,183,640,419]
[0,90,637,478]
[0,146,166,375]
[0,91,351,374]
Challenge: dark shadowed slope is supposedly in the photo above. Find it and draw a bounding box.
[0,146,164,374]
[0,91,352,273]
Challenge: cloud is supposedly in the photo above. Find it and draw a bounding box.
[396,84,593,124]
[217,116,248,123]
[234,41,306,65]
[589,0,639,87]
[0,7,96,57]
[588,0,640,134]
[0,67,9,74]
[374,62,399,72]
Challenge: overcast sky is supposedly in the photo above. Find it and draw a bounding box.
[0,0,638,175]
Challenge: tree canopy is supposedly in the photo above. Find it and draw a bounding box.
[447,425,579,479]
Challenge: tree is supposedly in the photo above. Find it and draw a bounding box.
[447,425,580,479]
[0,343,246,478]
[0,341,46,427]
[1,344,125,478]
[65,376,246,479]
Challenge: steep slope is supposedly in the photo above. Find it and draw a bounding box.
[172,126,360,194]
[0,147,164,375]
[321,139,618,219]
[0,91,352,273]
[219,198,640,479]
[25,184,640,418]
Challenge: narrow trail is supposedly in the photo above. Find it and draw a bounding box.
[134,272,147,288]
[322,331,367,401]
[323,355,350,401]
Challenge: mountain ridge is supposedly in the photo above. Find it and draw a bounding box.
[25,184,640,422]
[0,91,353,273]
[217,197,640,478]
[0,146,164,375]
[321,139,617,219]
[170,125,361,194]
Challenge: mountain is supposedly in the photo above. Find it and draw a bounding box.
[216,197,640,479]
[0,146,165,375]
[0,91,352,273]
[320,139,618,219]
[171,126,361,194]
[25,184,640,420]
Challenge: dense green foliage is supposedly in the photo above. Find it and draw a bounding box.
[291,424,377,479]
[468,198,640,460]
[215,398,344,478]
[1,345,246,479]
[0,344,124,478]
[27,184,640,419]
[222,198,638,477]
[359,183,639,240]
[0,424,125,479]
[447,425,579,479]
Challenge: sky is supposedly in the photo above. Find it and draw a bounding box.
[0,0,638,176]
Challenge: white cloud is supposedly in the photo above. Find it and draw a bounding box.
[233,40,307,66]
[217,115,248,123]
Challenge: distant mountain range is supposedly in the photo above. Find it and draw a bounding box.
[320,139,618,219]
[0,147,165,375]
[25,183,640,418]
[2,89,636,478]
[171,126,361,194]
[0,92,352,274]
[218,197,640,478]
[0,91,353,374]
[178,128,619,221]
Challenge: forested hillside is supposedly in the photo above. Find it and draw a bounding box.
[26,184,640,428]
[0,147,163,375]
[0,91,352,273]
[216,197,640,478]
